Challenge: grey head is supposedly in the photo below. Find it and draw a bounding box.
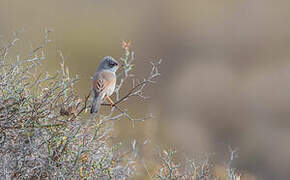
[97,56,119,73]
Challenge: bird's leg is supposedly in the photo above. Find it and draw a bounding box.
[106,95,115,107]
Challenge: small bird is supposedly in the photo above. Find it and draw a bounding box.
[90,56,120,114]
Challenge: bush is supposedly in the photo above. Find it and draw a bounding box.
[0,31,160,179]
[0,30,241,180]
[155,147,240,180]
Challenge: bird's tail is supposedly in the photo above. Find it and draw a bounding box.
[90,95,102,114]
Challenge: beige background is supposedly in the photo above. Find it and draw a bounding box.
[1,0,290,179]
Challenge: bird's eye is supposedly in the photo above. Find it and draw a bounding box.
[109,61,116,67]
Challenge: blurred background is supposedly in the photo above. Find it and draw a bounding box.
[1,0,290,179]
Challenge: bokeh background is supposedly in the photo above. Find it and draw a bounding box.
[1,0,290,179]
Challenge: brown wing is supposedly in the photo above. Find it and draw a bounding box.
[93,79,105,93]
[92,71,116,95]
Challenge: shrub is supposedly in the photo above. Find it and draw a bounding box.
[0,30,241,180]
[155,147,240,180]
[0,30,160,179]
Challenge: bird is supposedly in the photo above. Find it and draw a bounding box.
[90,56,120,114]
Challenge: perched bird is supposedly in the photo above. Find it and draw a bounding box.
[90,56,120,114]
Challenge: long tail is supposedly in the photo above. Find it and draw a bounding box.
[90,94,102,114]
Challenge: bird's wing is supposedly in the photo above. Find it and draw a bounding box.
[92,71,115,96]
[90,71,116,114]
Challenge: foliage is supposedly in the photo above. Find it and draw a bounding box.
[0,30,241,180]
[0,31,159,179]
[155,147,241,180]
